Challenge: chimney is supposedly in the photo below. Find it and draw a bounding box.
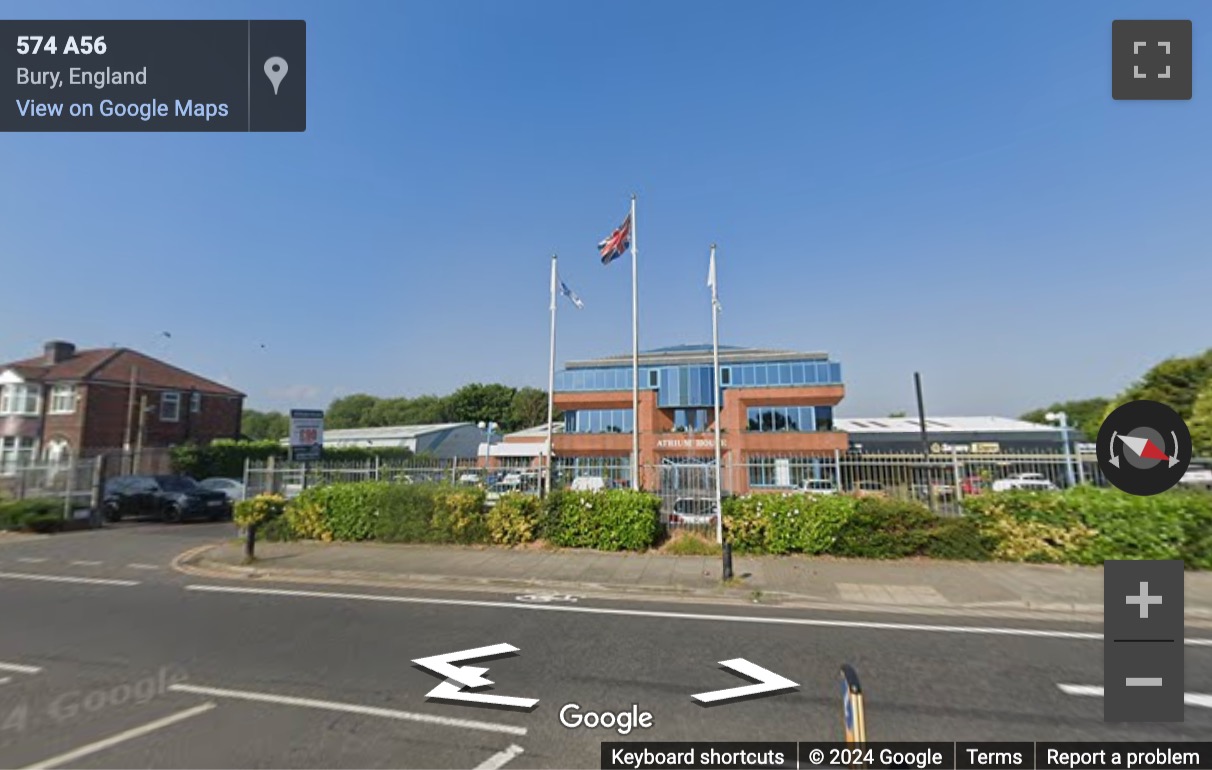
[43,340,76,365]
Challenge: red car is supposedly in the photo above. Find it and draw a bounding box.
[961,476,989,496]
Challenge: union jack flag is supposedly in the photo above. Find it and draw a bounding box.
[598,213,632,265]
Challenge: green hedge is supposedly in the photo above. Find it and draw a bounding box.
[543,490,662,551]
[171,440,421,480]
[723,493,856,554]
[0,498,65,533]
[962,487,1204,565]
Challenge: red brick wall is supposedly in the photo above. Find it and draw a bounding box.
[77,382,242,455]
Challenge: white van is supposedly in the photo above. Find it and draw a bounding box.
[570,476,606,492]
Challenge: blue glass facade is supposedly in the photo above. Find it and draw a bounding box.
[747,406,834,432]
[563,409,634,434]
[554,359,842,400]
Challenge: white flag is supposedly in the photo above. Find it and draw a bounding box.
[707,250,722,311]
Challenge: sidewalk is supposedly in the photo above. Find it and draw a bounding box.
[178,539,1212,622]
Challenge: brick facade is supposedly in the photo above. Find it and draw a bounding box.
[1,341,244,461]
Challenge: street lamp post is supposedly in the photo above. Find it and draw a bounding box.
[478,421,498,484]
[1046,411,1077,488]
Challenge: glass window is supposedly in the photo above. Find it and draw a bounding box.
[0,385,40,415]
[816,406,834,431]
[49,384,76,414]
[161,392,181,422]
[720,367,731,386]
[830,362,842,383]
[190,392,201,413]
[778,364,792,385]
[0,437,36,474]
[754,365,767,386]
[785,408,799,431]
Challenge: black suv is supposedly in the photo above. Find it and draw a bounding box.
[102,475,232,523]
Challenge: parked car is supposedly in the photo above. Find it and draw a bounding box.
[570,476,606,492]
[1180,465,1212,490]
[991,472,1058,492]
[801,479,838,495]
[960,476,989,496]
[102,475,232,523]
[458,472,483,486]
[198,477,246,503]
[668,497,718,526]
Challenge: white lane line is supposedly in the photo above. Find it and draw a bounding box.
[475,744,525,770]
[16,557,47,563]
[0,661,42,674]
[0,572,138,587]
[1058,683,1212,710]
[20,702,216,770]
[0,677,11,685]
[169,683,527,737]
[70,560,103,566]
[185,584,1212,646]
[127,563,160,570]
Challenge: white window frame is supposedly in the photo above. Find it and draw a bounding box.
[190,391,202,414]
[0,385,40,416]
[49,384,77,414]
[161,391,181,423]
[0,437,37,474]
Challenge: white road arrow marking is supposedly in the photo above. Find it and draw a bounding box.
[1058,683,1212,710]
[692,658,799,704]
[412,643,538,709]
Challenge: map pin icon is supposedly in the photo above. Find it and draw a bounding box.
[264,57,288,95]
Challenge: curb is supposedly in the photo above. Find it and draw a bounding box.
[166,543,1212,625]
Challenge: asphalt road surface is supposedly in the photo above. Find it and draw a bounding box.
[1,523,1210,769]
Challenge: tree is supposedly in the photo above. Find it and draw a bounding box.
[1020,397,1110,440]
[325,394,379,429]
[1189,379,1212,458]
[241,410,290,441]
[442,383,518,428]
[509,387,550,431]
[1102,349,1212,427]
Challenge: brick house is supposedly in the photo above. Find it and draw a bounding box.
[0,340,244,472]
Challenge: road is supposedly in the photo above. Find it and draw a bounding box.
[1,523,1210,769]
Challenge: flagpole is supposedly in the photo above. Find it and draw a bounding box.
[710,245,724,545]
[546,254,558,497]
[630,193,639,491]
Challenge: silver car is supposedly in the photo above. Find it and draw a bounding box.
[669,497,718,526]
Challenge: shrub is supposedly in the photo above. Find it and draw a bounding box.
[1181,492,1212,569]
[721,496,768,552]
[832,497,938,558]
[0,499,62,532]
[375,484,442,543]
[431,486,489,544]
[233,494,287,529]
[724,493,855,554]
[309,482,388,541]
[546,490,661,551]
[260,516,298,542]
[488,493,544,545]
[964,487,1198,564]
[923,518,994,561]
[171,440,420,480]
[284,497,334,542]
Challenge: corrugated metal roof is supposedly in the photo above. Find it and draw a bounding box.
[322,423,473,440]
[505,422,564,439]
[836,416,1061,434]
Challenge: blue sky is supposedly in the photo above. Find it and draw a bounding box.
[3,1,1211,420]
